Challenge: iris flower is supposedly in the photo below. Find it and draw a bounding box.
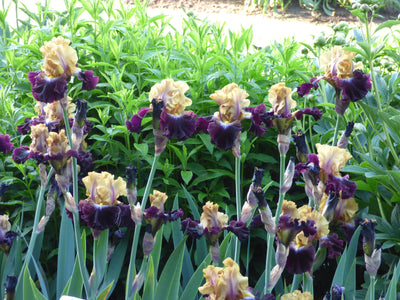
[126,79,196,154]
[0,215,18,255]
[0,134,13,154]
[143,190,183,255]
[78,171,134,238]
[198,257,255,300]
[361,219,381,277]
[181,201,249,263]
[28,36,98,103]
[297,46,371,115]
[195,83,251,157]
[280,290,313,300]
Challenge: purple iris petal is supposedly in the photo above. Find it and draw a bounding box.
[77,70,99,91]
[285,245,315,274]
[115,204,135,229]
[226,220,250,242]
[207,119,241,151]
[0,230,19,247]
[194,116,213,134]
[246,103,274,137]
[29,71,68,103]
[295,106,323,121]
[126,107,152,133]
[277,215,303,247]
[160,209,184,222]
[337,70,372,102]
[181,218,203,239]
[332,285,345,300]
[17,118,34,134]
[301,219,317,237]
[28,151,47,165]
[144,206,159,219]
[326,173,357,199]
[250,214,263,229]
[77,151,94,175]
[320,233,344,259]
[12,146,30,164]
[297,77,320,97]
[159,110,196,140]
[0,134,13,154]
[79,201,120,230]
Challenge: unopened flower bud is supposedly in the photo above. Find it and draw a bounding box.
[259,206,276,235]
[39,163,47,188]
[365,247,381,277]
[64,192,77,213]
[322,192,340,221]
[360,3,370,11]
[126,165,138,205]
[4,275,17,300]
[131,203,143,224]
[143,229,156,256]
[292,130,308,163]
[281,157,295,194]
[72,99,88,150]
[361,219,377,256]
[277,132,291,155]
[210,241,220,264]
[240,201,254,223]
[36,216,49,233]
[337,121,354,149]
[131,271,145,296]
[268,243,289,289]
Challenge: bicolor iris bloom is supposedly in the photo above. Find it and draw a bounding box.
[195,83,250,157]
[77,171,134,238]
[297,46,371,115]
[126,79,196,154]
[181,201,249,263]
[28,36,98,103]
[143,190,183,255]
[0,215,18,255]
[198,257,255,300]
[280,290,313,300]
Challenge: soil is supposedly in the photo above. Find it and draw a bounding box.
[143,0,396,24]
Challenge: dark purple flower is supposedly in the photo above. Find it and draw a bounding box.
[12,146,30,164]
[226,221,250,242]
[326,174,357,199]
[337,70,372,103]
[245,103,274,137]
[277,215,304,247]
[126,107,152,133]
[297,77,320,97]
[331,285,345,300]
[115,204,135,229]
[181,218,203,239]
[159,110,196,140]
[77,151,94,175]
[76,70,99,91]
[294,153,320,181]
[285,244,315,274]
[320,233,344,259]
[361,219,377,256]
[194,116,213,134]
[0,134,13,154]
[294,106,323,121]
[29,71,68,103]
[250,214,263,229]
[207,119,242,151]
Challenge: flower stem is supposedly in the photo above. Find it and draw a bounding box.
[369,276,375,300]
[62,106,93,299]
[332,114,341,146]
[265,154,286,294]
[126,153,159,300]
[18,167,54,279]
[234,156,241,263]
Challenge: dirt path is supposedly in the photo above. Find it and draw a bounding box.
[4,0,346,47]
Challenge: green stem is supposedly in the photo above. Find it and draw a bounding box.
[19,167,54,278]
[332,114,341,146]
[234,156,241,263]
[265,154,286,294]
[291,274,302,292]
[369,276,375,300]
[125,153,159,299]
[303,273,313,294]
[62,107,93,299]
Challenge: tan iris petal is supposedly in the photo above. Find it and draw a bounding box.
[40,36,78,77]
[149,79,192,115]
[316,143,352,179]
[200,201,228,231]
[82,171,127,205]
[46,130,70,156]
[281,200,300,219]
[149,190,168,212]
[281,290,313,300]
[0,215,11,233]
[319,193,358,223]
[298,205,329,240]
[30,124,49,153]
[44,96,75,121]
[210,83,250,123]
[198,265,222,296]
[268,83,296,115]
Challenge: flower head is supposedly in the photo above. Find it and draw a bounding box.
[198,257,255,300]
[0,215,18,254]
[280,290,313,300]
[200,201,228,232]
[268,83,296,116]
[316,143,352,180]
[0,134,13,154]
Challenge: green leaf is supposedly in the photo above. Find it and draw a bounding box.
[374,20,400,33]
[181,170,193,185]
[386,258,400,299]
[142,256,155,300]
[57,208,75,300]
[179,254,211,300]
[154,237,187,300]
[134,143,149,157]
[23,266,46,300]
[96,281,114,300]
[93,229,109,292]
[151,227,164,280]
